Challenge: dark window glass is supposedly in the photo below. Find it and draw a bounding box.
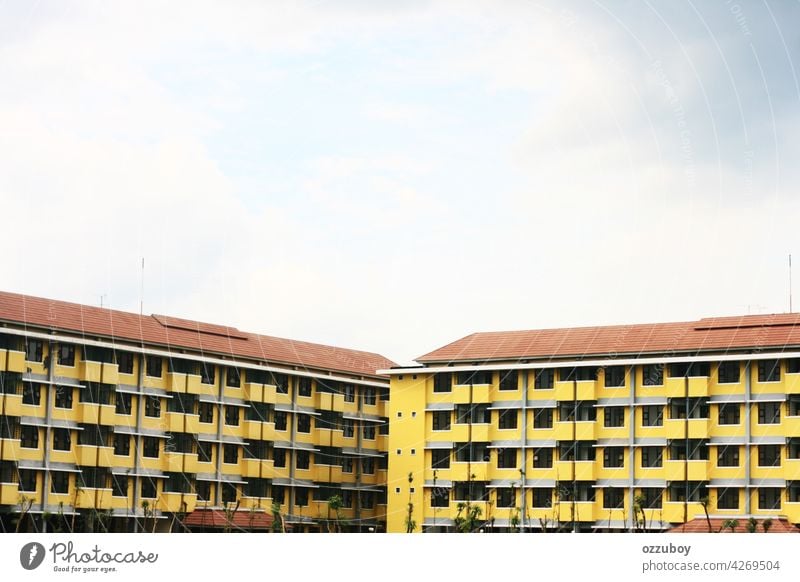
[198,402,214,423]
[296,450,310,470]
[533,408,553,429]
[145,356,162,378]
[718,403,740,425]
[758,360,781,383]
[604,366,625,387]
[642,364,663,386]
[116,352,134,375]
[200,363,215,385]
[298,377,312,397]
[223,444,238,464]
[432,411,451,431]
[144,396,161,418]
[498,409,518,429]
[20,425,38,448]
[142,437,159,458]
[499,370,518,391]
[25,339,43,363]
[224,406,240,426]
[22,382,41,406]
[115,392,132,415]
[718,362,740,384]
[54,386,73,409]
[297,414,311,433]
[226,367,240,387]
[52,428,71,451]
[57,344,75,366]
[113,434,130,456]
[51,471,69,494]
[431,449,450,469]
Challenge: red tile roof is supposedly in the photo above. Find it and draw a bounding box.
[417,314,800,363]
[182,508,276,531]
[0,291,395,378]
[669,517,799,533]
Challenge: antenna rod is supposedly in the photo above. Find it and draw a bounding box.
[790,254,793,313]
[140,257,145,317]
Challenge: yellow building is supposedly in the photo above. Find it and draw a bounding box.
[0,291,394,532]
[383,314,800,532]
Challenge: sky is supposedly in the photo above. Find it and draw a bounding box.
[0,0,799,365]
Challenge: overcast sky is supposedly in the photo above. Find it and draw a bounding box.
[1,1,798,364]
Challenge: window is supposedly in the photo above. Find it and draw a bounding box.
[431,489,449,507]
[298,377,312,397]
[642,405,663,427]
[297,414,311,433]
[718,403,740,425]
[54,386,73,409]
[533,448,553,468]
[224,406,240,426]
[315,446,340,466]
[717,488,739,510]
[53,428,71,451]
[604,366,625,387]
[533,408,553,429]
[80,383,112,405]
[342,419,354,438]
[455,404,491,424]
[604,407,625,428]
[295,449,310,470]
[223,444,239,464]
[78,424,108,447]
[432,411,451,431]
[560,367,596,382]
[200,363,215,385]
[669,362,710,378]
[274,411,287,431]
[170,433,194,454]
[197,441,213,463]
[167,392,196,414]
[142,437,159,458]
[115,392,132,415]
[20,425,38,448]
[51,471,69,494]
[141,480,157,499]
[344,384,356,402]
[717,446,739,467]
[362,457,375,474]
[116,352,134,375]
[558,401,596,422]
[640,447,663,468]
[22,383,41,406]
[788,358,800,374]
[341,456,353,473]
[273,448,286,468]
[454,442,489,463]
[248,402,273,423]
[669,439,708,461]
[164,472,191,494]
[758,445,781,467]
[244,440,270,460]
[718,362,740,384]
[198,402,214,424]
[497,448,517,469]
[757,402,781,425]
[535,369,554,390]
[113,434,130,456]
[642,364,663,386]
[145,356,162,378]
[57,344,75,366]
[603,488,625,509]
[496,487,515,508]
[226,367,240,387]
[456,371,492,385]
[670,398,708,419]
[363,425,376,440]
[18,469,37,492]
[111,475,128,497]
[379,419,389,435]
[758,360,781,383]
[532,488,552,508]
[25,339,43,362]
[271,373,289,394]
[359,491,375,509]
[144,396,161,418]
[758,488,781,510]
[245,478,269,498]
[640,488,662,508]
[431,449,450,469]
[499,371,518,391]
[498,409,518,430]
[363,388,376,406]
[452,481,488,502]
[603,447,624,468]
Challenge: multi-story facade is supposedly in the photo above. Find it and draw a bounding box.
[0,291,394,532]
[384,314,800,532]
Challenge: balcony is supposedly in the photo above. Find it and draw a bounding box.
[164,452,199,474]
[452,383,491,404]
[663,418,709,439]
[78,403,116,425]
[239,496,273,511]
[662,501,704,523]
[166,372,189,393]
[554,460,596,481]
[0,438,20,461]
[556,501,595,523]
[663,460,709,482]
[158,491,197,513]
[665,377,709,398]
[241,458,273,478]
[75,445,115,467]
[0,393,22,417]
[786,373,800,394]
[554,381,596,401]
[75,488,113,510]
[242,420,275,441]
[316,392,345,412]
[784,458,800,477]
[553,421,596,441]
[448,461,490,482]
[1,350,25,373]
[784,416,800,436]
[165,412,200,434]
[0,482,20,505]
[79,361,119,385]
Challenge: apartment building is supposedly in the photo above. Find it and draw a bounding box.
[0,291,394,532]
[383,314,800,533]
